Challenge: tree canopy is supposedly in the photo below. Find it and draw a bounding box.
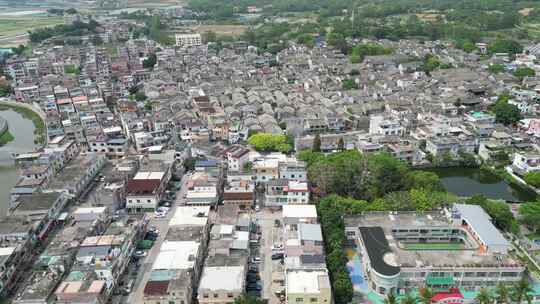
[247,133,292,153]
[490,94,522,126]
[519,200,540,232]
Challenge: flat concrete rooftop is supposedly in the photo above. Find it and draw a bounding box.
[346,212,522,269]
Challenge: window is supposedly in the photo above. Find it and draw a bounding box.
[310,298,318,303]
[227,293,234,298]
[296,299,304,302]
[214,294,219,298]
[203,294,209,298]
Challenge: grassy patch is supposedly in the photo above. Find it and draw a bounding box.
[0,16,64,37]
[403,242,464,250]
[526,233,540,241]
[0,104,45,145]
[0,130,14,146]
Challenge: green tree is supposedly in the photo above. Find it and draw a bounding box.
[410,188,433,211]
[143,53,157,69]
[491,94,522,126]
[495,283,510,304]
[488,64,505,74]
[384,292,398,304]
[400,293,417,304]
[135,91,147,102]
[488,39,523,55]
[349,43,393,63]
[233,294,265,304]
[11,44,26,56]
[248,133,291,153]
[367,153,408,198]
[342,79,358,90]
[519,201,540,232]
[0,83,13,97]
[406,171,444,192]
[419,287,435,304]
[313,134,321,152]
[514,67,536,81]
[524,172,540,188]
[332,268,353,304]
[510,277,532,304]
[461,41,476,53]
[337,138,345,151]
[476,288,493,304]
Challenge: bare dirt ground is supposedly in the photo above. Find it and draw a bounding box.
[128,0,183,7]
[179,25,249,37]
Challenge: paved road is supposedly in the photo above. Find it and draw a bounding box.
[257,208,283,304]
[128,173,190,303]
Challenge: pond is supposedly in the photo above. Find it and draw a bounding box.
[427,167,537,203]
[0,109,36,215]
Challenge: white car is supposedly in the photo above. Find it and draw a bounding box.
[154,212,166,218]
[250,257,262,263]
[133,250,147,258]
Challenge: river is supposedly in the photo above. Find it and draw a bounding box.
[427,167,537,202]
[0,109,36,215]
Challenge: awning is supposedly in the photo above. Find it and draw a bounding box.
[57,212,69,221]
[38,220,53,240]
[426,276,454,286]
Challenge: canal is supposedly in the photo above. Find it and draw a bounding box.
[427,167,537,202]
[0,109,36,215]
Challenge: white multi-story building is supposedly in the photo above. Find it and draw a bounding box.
[175,33,202,48]
[369,115,404,136]
[512,152,540,175]
[345,205,524,297]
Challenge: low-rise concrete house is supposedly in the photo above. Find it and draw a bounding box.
[0,216,38,296]
[47,153,107,199]
[282,205,318,225]
[512,152,540,175]
[279,159,307,182]
[197,266,245,304]
[369,115,404,136]
[425,136,476,157]
[285,270,332,304]
[126,162,171,212]
[224,145,250,172]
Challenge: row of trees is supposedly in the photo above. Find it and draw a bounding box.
[28,20,100,43]
[298,150,446,201]
[307,149,531,304]
[382,280,532,304]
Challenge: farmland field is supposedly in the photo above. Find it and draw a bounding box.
[171,25,249,37]
[0,16,64,38]
[127,0,183,7]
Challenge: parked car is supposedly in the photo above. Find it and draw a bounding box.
[145,233,158,241]
[271,253,284,260]
[250,257,262,263]
[133,250,147,258]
